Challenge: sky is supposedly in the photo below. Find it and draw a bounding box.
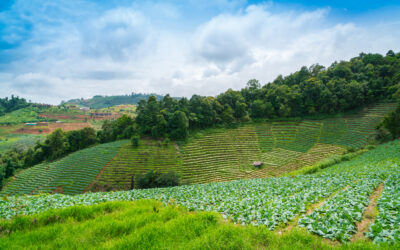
[1,0,400,104]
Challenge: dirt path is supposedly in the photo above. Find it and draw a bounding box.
[351,183,384,242]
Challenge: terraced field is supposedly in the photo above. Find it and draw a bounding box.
[1,102,396,194]
[0,141,127,196]
[89,140,182,192]
[1,140,399,246]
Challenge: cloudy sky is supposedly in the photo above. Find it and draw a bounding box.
[1,0,400,104]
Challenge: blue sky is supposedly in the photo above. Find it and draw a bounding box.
[1,0,400,104]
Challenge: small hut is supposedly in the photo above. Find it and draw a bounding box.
[253,161,263,168]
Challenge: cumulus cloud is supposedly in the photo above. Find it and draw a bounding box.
[1,1,400,104]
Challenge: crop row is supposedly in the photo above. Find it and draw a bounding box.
[0,140,126,196]
[366,172,400,244]
[298,173,384,241]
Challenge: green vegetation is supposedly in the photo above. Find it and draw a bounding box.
[94,104,137,116]
[0,140,126,196]
[0,107,45,125]
[366,174,400,244]
[66,93,164,109]
[0,127,98,189]
[0,134,43,154]
[0,95,29,116]
[135,169,181,189]
[2,102,394,194]
[0,140,399,247]
[90,140,181,192]
[2,200,389,250]
[136,51,400,141]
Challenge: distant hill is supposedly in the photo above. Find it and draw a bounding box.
[65,93,166,109]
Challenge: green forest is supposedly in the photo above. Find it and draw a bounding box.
[136,51,400,140]
[66,93,165,109]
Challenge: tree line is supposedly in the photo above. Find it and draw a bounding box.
[0,95,29,116]
[135,51,400,140]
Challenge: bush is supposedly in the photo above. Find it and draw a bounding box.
[131,136,140,148]
[135,170,181,189]
[162,137,170,147]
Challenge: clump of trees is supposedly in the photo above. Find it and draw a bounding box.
[0,95,30,116]
[376,86,400,141]
[135,169,181,189]
[0,127,98,188]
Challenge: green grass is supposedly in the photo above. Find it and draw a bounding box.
[0,134,44,154]
[0,199,397,250]
[0,107,45,125]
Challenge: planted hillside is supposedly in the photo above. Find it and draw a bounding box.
[89,140,182,192]
[0,140,127,196]
[1,140,399,245]
[2,102,395,195]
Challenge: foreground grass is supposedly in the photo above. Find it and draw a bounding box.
[0,200,397,250]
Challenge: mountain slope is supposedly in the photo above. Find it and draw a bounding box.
[1,102,397,195]
[66,93,165,109]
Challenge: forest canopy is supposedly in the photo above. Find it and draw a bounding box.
[136,51,400,139]
[0,96,29,116]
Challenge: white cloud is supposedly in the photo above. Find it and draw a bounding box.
[1,2,400,104]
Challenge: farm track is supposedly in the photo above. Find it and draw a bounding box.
[277,184,352,234]
[351,183,385,242]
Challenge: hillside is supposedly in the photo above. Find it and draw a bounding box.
[0,200,362,250]
[0,141,127,196]
[66,93,165,109]
[1,102,396,196]
[1,140,399,247]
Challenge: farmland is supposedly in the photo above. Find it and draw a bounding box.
[13,122,93,134]
[0,141,127,196]
[1,102,396,196]
[1,140,399,247]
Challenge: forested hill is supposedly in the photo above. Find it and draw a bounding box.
[65,93,165,109]
[0,96,29,116]
[136,51,400,140]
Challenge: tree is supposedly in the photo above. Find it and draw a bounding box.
[46,129,69,160]
[169,111,189,140]
[379,106,400,139]
[131,136,140,147]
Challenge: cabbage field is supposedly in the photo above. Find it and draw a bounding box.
[1,140,399,244]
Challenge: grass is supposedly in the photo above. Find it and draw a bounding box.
[285,148,370,176]
[0,107,45,125]
[0,199,397,250]
[0,133,44,154]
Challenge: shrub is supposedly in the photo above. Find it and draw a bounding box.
[131,136,140,148]
[135,170,181,189]
[162,137,170,147]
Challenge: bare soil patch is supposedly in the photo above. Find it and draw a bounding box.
[351,183,384,242]
[14,122,93,134]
